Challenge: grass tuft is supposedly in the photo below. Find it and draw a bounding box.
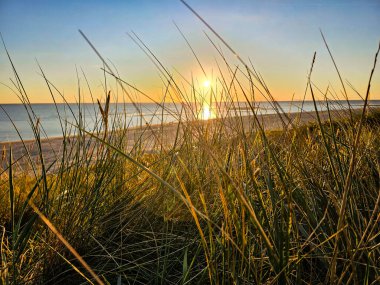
[1,7,380,284]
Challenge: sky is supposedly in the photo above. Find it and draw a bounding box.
[0,0,379,103]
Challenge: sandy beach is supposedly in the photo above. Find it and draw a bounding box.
[0,108,366,173]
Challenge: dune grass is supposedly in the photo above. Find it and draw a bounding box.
[1,3,380,283]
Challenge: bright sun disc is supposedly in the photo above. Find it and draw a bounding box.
[203,80,211,88]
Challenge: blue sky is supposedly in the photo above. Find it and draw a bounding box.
[0,0,379,103]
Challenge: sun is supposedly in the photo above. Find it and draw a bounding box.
[203,80,211,88]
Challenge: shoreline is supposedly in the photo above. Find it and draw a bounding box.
[0,108,372,172]
[0,107,364,144]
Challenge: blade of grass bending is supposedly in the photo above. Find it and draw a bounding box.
[1,37,54,209]
[0,152,27,177]
[2,36,55,154]
[269,225,349,285]
[72,123,208,220]
[9,160,57,265]
[36,60,65,136]
[199,138,279,265]
[339,173,380,284]
[173,21,207,78]
[324,90,345,182]
[0,226,9,284]
[127,31,183,115]
[45,242,95,285]
[202,31,283,126]
[0,34,32,108]
[320,30,353,122]
[180,0,291,125]
[73,122,247,261]
[308,53,343,194]
[330,40,380,283]
[78,30,143,117]
[8,147,14,241]
[28,200,104,285]
[182,244,202,285]
[0,88,38,178]
[174,171,213,283]
[14,160,56,249]
[79,29,182,143]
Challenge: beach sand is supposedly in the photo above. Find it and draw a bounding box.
[0,108,365,173]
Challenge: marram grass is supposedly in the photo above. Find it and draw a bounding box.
[1,8,380,285]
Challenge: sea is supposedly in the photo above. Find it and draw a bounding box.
[0,100,379,142]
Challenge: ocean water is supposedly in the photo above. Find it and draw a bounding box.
[0,100,379,142]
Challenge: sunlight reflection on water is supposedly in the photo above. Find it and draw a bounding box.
[200,104,215,120]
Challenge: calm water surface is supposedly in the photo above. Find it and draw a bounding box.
[0,100,378,142]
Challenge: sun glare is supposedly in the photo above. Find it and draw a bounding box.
[203,80,211,88]
[201,105,214,120]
